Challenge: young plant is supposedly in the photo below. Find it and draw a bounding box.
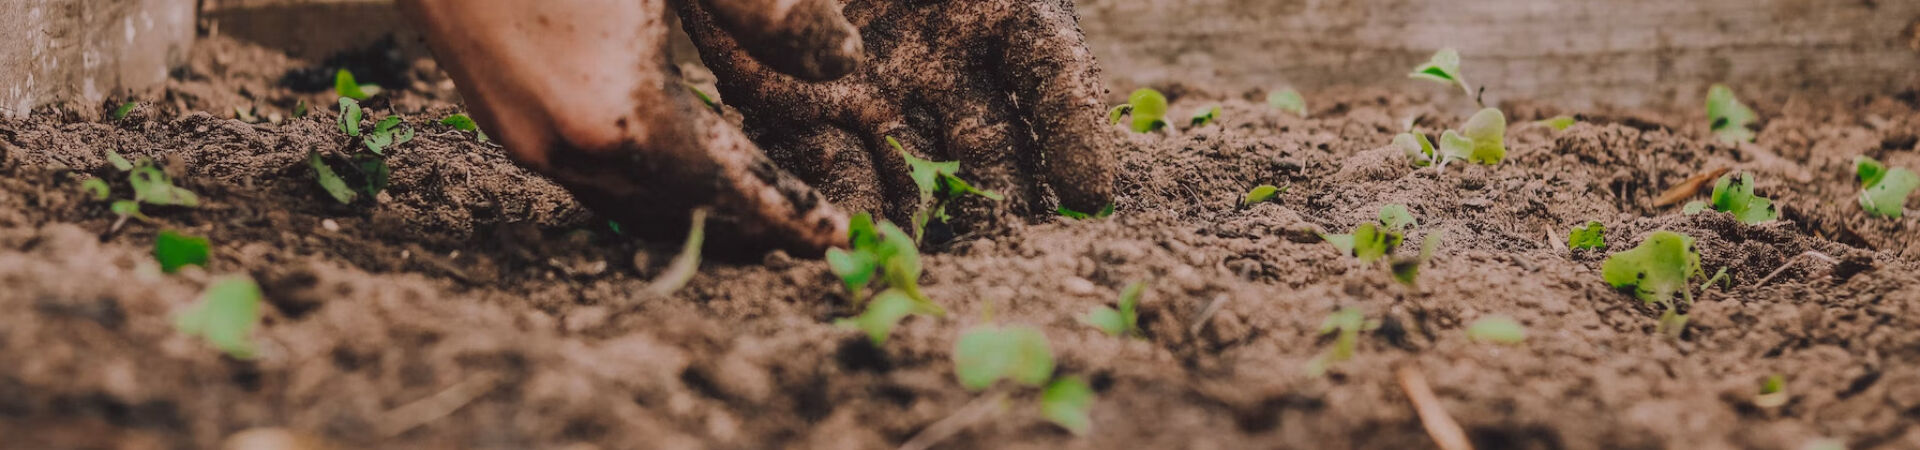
[890,137,1003,241]
[1395,130,1439,168]
[826,212,943,313]
[333,69,382,100]
[440,113,490,142]
[174,276,264,359]
[953,323,1096,434]
[1040,376,1095,436]
[1108,88,1171,133]
[1855,156,1918,218]
[835,289,939,345]
[1322,204,1416,264]
[111,102,138,120]
[1242,184,1282,207]
[313,97,410,204]
[681,81,722,113]
[1437,108,1507,168]
[1058,203,1115,220]
[1466,315,1526,344]
[86,150,200,230]
[1537,115,1577,131]
[1189,105,1221,127]
[1378,204,1417,230]
[1568,221,1607,250]
[1389,231,1443,285]
[1706,84,1758,143]
[1753,374,1788,408]
[1268,89,1307,117]
[1081,281,1146,337]
[1601,230,1703,335]
[1408,48,1474,98]
[1305,307,1379,376]
[1683,172,1777,224]
[644,209,707,296]
[154,230,211,273]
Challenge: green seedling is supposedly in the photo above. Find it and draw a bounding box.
[440,113,490,142]
[234,105,259,123]
[1081,280,1145,337]
[337,97,363,136]
[1685,172,1777,224]
[1754,374,1788,408]
[1389,231,1442,285]
[1706,84,1757,143]
[309,152,359,204]
[1189,105,1221,127]
[315,97,408,203]
[333,69,382,100]
[890,137,1002,240]
[1268,89,1307,117]
[81,178,111,200]
[1538,115,1577,131]
[836,289,939,345]
[174,276,263,359]
[682,81,722,113]
[645,209,707,296]
[1323,204,1416,264]
[154,230,210,273]
[826,213,944,315]
[1305,307,1379,376]
[954,324,1055,390]
[293,100,309,119]
[1108,88,1171,133]
[1040,376,1095,436]
[1396,131,1439,168]
[1243,184,1282,206]
[111,102,138,120]
[363,116,415,155]
[1702,267,1731,291]
[1601,230,1702,336]
[106,150,134,171]
[87,150,199,230]
[1855,156,1918,218]
[1378,204,1417,231]
[1466,315,1526,344]
[1058,204,1115,220]
[1568,221,1606,250]
[1408,48,1473,98]
[1437,108,1508,168]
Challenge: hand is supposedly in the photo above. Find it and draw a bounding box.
[678,0,1118,231]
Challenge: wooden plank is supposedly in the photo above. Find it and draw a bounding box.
[0,0,196,118]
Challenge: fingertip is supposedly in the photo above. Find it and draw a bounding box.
[702,0,865,81]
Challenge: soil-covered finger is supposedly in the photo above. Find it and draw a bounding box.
[685,0,864,81]
[999,0,1118,214]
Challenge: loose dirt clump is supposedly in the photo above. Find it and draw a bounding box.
[4,37,1920,449]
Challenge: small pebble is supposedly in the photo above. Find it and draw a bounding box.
[1062,277,1096,296]
[320,219,339,232]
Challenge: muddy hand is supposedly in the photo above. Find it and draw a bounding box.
[397,0,855,255]
[679,0,1118,229]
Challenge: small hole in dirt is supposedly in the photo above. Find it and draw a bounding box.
[228,362,263,392]
[1882,133,1918,152]
[1838,371,1882,398]
[1469,424,1566,450]
[834,337,892,373]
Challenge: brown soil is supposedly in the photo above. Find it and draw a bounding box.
[5,34,1920,450]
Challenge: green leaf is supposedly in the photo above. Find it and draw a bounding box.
[309,152,358,204]
[111,102,138,120]
[849,212,880,250]
[1189,105,1221,127]
[1243,184,1281,206]
[81,178,111,200]
[153,229,211,273]
[646,208,707,296]
[890,136,959,202]
[1125,88,1170,133]
[834,289,932,345]
[333,69,380,100]
[1268,89,1307,117]
[1857,156,1918,218]
[110,200,148,221]
[1389,231,1442,285]
[1708,172,1778,224]
[1081,307,1125,337]
[826,247,878,298]
[935,173,1004,201]
[356,157,390,197]
[682,81,722,113]
[174,276,263,359]
[1761,374,1785,395]
[1351,222,1402,264]
[1378,204,1417,231]
[1856,156,1888,186]
[1458,108,1508,164]
[105,149,134,172]
[1568,221,1607,250]
[293,100,309,119]
[128,166,199,207]
[1601,230,1702,304]
[953,324,1055,391]
[1107,104,1132,125]
[1307,307,1374,376]
[1408,48,1471,96]
[1538,115,1576,131]
[337,97,362,137]
[1083,281,1146,337]
[1040,376,1095,436]
[234,105,258,123]
[1682,201,1709,215]
[1466,315,1526,344]
[442,113,490,142]
[1321,233,1356,256]
[1394,132,1436,167]
[1438,130,1474,165]
[1706,84,1758,143]
[1057,203,1115,220]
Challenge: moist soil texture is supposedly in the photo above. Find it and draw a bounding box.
[4,36,1920,450]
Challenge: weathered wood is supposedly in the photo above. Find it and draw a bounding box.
[0,0,196,118]
[1077,0,1920,107]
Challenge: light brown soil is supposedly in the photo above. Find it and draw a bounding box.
[4,34,1920,450]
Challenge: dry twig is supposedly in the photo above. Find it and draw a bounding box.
[1396,367,1474,450]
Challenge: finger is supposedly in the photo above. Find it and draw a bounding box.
[689,0,864,81]
[763,125,887,218]
[927,77,1038,214]
[999,0,1117,213]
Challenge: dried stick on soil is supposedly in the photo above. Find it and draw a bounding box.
[1396,367,1474,450]
[1753,251,1839,287]
[1189,294,1231,336]
[898,392,1008,450]
[1654,167,1729,207]
[375,372,504,437]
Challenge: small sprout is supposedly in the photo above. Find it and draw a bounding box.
[1567,221,1606,250]
[81,178,111,200]
[1395,132,1437,167]
[1602,230,1702,335]
[128,166,200,207]
[889,137,1001,240]
[110,200,149,222]
[1242,184,1282,206]
[1389,231,1443,285]
[682,81,722,113]
[1754,374,1788,408]
[1057,203,1115,220]
[1408,48,1472,97]
[1109,88,1170,133]
[440,113,490,142]
[309,152,358,204]
[1704,172,1778,224]
[1682,201,1709,215]
[953,324,1055,390]
[826,213,944,314]
[105,149,134,172]
[337,98,363,136]
[1702,267,1731,291]
[174,276,263,359]
[1188,105,1221,127]
[645,209,707,296]
[1538,115,1577,131]
[1081,281,1145,337]
[333,69,382,100]
[835,289,937,345]
[1466,315,1526,344]
[1268,89,1307,117]
[1855,156,1918,218]
[363,116,415,155]
[111,102,138,120]
[234,105,259,123]
[1438,108,1507,166]
[1305,307,1379,376]
[1351,223,1401,263]
[293,99,309,119]
[1706,84,1758,143]
[1040,376,1095,435]
[1378,204,1417,231]
[154,230,211,274]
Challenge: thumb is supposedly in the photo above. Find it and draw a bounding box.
[689,0,864,81]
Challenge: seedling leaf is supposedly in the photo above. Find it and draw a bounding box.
[1040,376,1095,435]
[1189,105,1221,127]
[1539,115,1577,131]
[1856,156,1918,218]
[174,276,263,359]
[1568,221,1606,250]
[112,102,138,120]
[309,152,358,204]
[105,150,134,171]
[1243,184,1281,206]
[441,113,490,142]
[682,81,722,113]
[333,69,381,100]
[826,247,878,298]
[1466,315,1526,344]
[81,178,111,200]
[1408,48,1472,96]
[1683,201,1709,215]
[1601,230,1701,304]
[1058,203,1115,220]
[1454,108,1507,165]
[1107,104,1132,125]
[110,200,146,220]
[1351,222,1401,264]
[953,325,1055,391]
[337,98,362,137]
[1268,89,1307,117]
[1754,374,1788,408]
[1082,281,1146,337]
[128,166,199,207]
[1706,84,1757,143]
[1321,232,1356,256]
[646,209,707,296]
[1707,172,1778,224]
[1123,88,1170,133]
[1395,132,1436,167]
[1389,231,1442,285]
[1378,204,1417,231]
[834,289,934,345]
[1306,307,1377,376]
[154,230,210,273]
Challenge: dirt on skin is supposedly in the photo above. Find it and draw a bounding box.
[5,33,1920,450]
